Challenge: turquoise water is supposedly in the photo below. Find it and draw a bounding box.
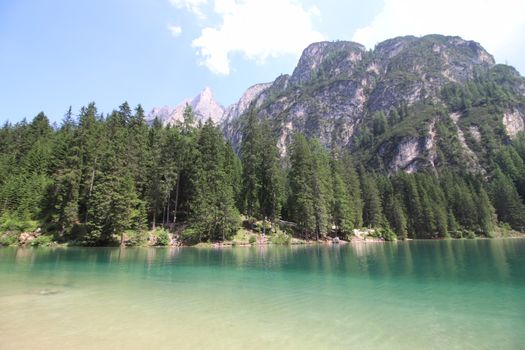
[1,240,524,349]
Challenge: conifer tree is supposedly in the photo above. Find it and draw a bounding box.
[240,111,262,219]
[45,108,82,235]
[359,166,383,228]
[490,167,525,231]
[330,153,354,235]
[77,103,102,223]
[309,139,332,239]
[189,121,239,241]
[288,133,316,237]
[341,153,363,228]
[258,122,283,223]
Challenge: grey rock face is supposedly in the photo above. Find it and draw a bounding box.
[222,34,508,171]
[503,107,525,138]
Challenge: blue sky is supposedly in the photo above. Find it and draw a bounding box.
[1,0,524,124]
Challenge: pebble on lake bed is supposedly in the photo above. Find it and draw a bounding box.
[38,289,62,296]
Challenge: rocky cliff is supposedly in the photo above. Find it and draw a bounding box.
[222,34,525,173]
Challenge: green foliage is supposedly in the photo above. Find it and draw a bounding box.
[30,235,54,247]
[181,226,201,244]
[2,84,524,246]
[0,213,39,233]
[155,229,170,246]
[269,231,291,245]
[0,232,18,246]
[377,228,397,241]
[248,235,257,245]
[190,121,240,241]
[125,230,149,246]
[490,168,525,231]
[287,134,317,237]
[359,167,383,228]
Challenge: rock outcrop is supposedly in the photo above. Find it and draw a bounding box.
[221,34,525,173]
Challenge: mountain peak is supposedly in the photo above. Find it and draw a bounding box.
[147,87,224,125]
[197,86,214,99]
[290,41,366,85]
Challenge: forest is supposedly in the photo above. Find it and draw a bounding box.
[1,101,525,246]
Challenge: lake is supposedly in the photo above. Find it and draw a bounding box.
[1,239,524,349]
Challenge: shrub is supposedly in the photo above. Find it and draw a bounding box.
[269,232,291,245]
[0,232,18,246]
[379,228,397,241]
[125,230,149,246]
[0,213,38,233]
[181,227,201,244]
[30,235,53,247]
[156,229,170,246]
[69,223,89,241]
[248,235,257,245]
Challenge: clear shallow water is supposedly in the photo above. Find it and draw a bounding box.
[1,240,524,350]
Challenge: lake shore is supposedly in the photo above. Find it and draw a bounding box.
[2,226,524,248]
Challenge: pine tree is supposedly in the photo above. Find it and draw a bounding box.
[258,122,283,223]
[490,167,525,231]
[393,173,422,238]
[288,133,316,237]
[189,121,239,241]
[377,175,408,238]
[87,110,145,244]
[127,105,150,198]
[77,103,102,223]
[341,153,363,229]
[330,153,354,235]
[391,196,408,239]
[240,110,262,219]
[45,108,82,236]
[359,166,383,228]
[309,139,332,239]
[475,185,496,235]
[224,142,243,211]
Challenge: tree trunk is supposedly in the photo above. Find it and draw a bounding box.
[173,173,180,223]
[152,205,156,230]
[167,195,170,226]
[84,155,98,222]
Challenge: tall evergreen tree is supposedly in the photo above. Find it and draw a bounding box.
[189,120,239,241]
[359,166,383,228]
[258,122,283,224]
[288,133,316,237]
[330,153,355,235]
[490,167,525,231]
[240,111,262,219]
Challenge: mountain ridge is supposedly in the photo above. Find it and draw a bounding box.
[222,34,524,174]
[148,34,525,175]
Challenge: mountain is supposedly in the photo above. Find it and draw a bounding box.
[222,34,525,173]
[147,86,225,125]
[147,83,273,131]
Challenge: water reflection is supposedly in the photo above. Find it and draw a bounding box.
[1,239,524,287]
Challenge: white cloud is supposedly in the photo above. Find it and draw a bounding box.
[352,0,525,67]
[169,25,182,37]
[177,0,324,75]
[170,0,208,19]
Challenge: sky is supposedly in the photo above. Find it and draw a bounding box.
[1,0,524,124]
